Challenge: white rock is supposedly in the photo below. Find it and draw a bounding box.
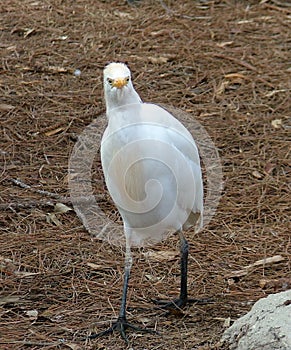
[221,290,291,350]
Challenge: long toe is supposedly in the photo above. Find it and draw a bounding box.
[153,298,187,314]
[88,317,158,344]
[153,297,214,314]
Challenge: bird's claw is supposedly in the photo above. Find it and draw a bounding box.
[153,297,214,314]
[88,316,157,344]
[153,298,187,315]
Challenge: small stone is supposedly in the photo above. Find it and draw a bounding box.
[74,69,81,77]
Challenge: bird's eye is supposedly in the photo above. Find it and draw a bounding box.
[107,78,113,85]
[126,77,130,83]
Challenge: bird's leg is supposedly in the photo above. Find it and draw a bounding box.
[178,231,213,306]
[118,243,132,322]
[88,238,157,344]
[178,230,189,307]
[154,231,188,309]
[154,230,212,311]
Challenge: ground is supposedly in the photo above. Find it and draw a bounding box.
[0,0,290,349]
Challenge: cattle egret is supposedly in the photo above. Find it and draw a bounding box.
[92,62,203,342]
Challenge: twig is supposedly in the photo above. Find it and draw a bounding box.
[226,255,285,278]
[0,340,64,346]
[0,200,56,210]
[1,178,107,211]
[264,3,291,12]
[270,0,291,7]
[10,178,64,199]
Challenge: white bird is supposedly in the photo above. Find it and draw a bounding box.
[93,62,203,342]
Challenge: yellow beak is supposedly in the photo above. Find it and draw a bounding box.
[112,78,128,89]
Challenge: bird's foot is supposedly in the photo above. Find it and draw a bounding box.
[88,316,157,344]
[153,298,187,315]
[153,297,213,314]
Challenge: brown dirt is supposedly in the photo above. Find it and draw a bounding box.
[0,0,290,349]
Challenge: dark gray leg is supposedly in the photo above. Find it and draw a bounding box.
[178,230,189,306]
[118,243,132,321]
[154,230,212,310]
[88,237,156,344]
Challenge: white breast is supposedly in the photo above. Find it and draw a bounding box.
[101,103,203,246]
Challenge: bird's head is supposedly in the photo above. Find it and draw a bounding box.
[103,62,141,110]
[103,62,132,91]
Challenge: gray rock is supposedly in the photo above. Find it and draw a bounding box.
[221,290,291,350]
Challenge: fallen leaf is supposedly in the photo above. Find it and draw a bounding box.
[252,170,263,179]
[148,56,170,64]
[224,73,250,84]
[215,80,229,96]
[87,262,111,270]
[54,203,72,214]
[271,119,282,129]
[20,80,42,85]
[224,73,249,80]
[64,343,82,350]
[113,11,134,20]
[5,45,17,51]
[145,274,161,282]
[47,66,69,73]
[25,309,38,320]
[46,212,62,226]
[0,103,15,111]
[150,29,170,37]
[237,19,254,24]
[23,28,35,38]
[216,41,233,47]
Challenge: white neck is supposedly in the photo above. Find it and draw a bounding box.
[104,84,142,114]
